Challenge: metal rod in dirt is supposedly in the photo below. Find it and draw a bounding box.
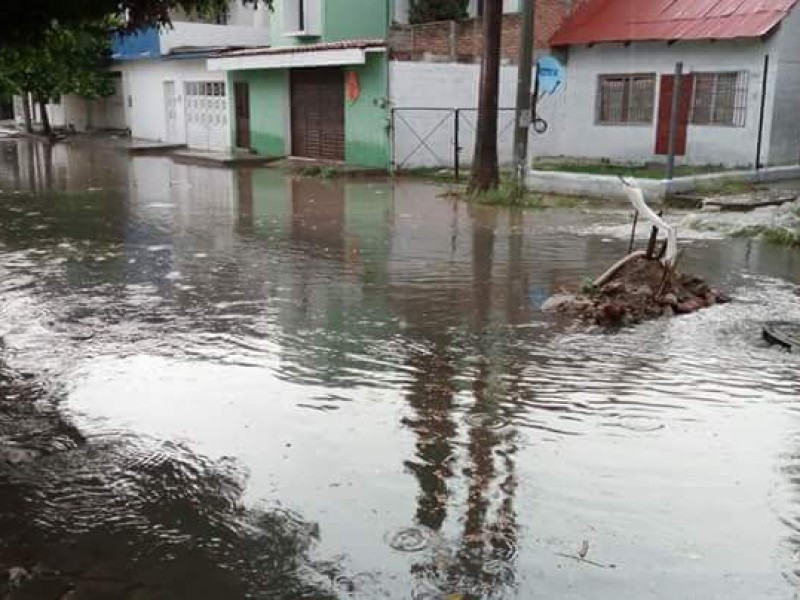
[756,54,769,171]
[454,109,460,182]
[513,0,535,188]
[646,210,664,259]
[646,225,659,259]
[665,61,683,181]
[628,211,639,254]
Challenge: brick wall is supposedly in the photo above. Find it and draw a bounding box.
[390,0,587,63]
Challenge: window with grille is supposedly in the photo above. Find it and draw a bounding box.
[184,82,226,97]
[691,71,748,127]
[596,74,656,125]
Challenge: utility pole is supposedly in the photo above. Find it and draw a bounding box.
[513,0,535,190]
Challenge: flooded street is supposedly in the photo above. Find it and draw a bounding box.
[1,139,800,599]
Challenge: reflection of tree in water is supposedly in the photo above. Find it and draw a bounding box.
[0,139,129,194]
[0,369,338,599]
[401,207,521,598]
[402,337,459,532]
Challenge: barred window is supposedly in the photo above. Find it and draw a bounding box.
[597,74,656,125]
[184,81,226,97]
[691,71,748,127]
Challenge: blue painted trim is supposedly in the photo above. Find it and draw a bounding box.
[112,28,161,60]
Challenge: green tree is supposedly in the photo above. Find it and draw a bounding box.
[0,22,116,136]
[409,0,469,24]
[3,0,273,46]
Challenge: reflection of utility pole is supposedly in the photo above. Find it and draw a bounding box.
[513,0,535,189]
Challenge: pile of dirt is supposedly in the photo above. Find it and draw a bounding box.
[542,255,730,328]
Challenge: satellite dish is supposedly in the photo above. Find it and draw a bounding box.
[537,56,565,96]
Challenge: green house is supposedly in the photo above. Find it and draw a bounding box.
[208,0,391,169]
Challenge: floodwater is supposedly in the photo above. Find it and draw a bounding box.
[0,139,799,600]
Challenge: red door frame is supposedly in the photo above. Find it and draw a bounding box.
[655,73,695,156]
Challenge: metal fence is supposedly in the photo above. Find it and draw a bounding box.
[391,107,519,180]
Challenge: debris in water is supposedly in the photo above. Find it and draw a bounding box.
[543,179,730,328]
[556,540,616,569]
[7,566,30,588]
[543,254,730,328]
[763,321,800,352]
[702,190,797,211]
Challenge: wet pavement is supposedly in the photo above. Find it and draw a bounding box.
[0,138,799,599]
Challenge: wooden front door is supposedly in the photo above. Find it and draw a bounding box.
[290,68,345,161]
[655,73,695,156]
[234,81,251,150]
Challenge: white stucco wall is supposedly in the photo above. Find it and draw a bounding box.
[14,94,97,132]
[552,40,775,168]
[389,61,560,168]
[226,1,270,28]
[87,75,127,130]
[160,22,269,55]
[765,3,800,165]
[119,58,227,149]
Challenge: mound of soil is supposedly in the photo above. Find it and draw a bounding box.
[542,255,730,328]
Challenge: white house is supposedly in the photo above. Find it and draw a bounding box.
[113,2,269,151]
[15,1,269,152]
[543,0,800,168]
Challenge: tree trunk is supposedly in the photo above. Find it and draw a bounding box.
[468,0,502,194]
[38,97,52,137]
[21,93,33,134]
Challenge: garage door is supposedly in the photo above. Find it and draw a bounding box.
[290,68,345,161]
[185,81,229,152]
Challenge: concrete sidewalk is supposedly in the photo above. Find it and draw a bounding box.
[528,165,800,203]
[170,149,277,167]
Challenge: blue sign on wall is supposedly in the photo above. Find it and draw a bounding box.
[537,56,565,95]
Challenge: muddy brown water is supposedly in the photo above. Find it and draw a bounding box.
[0,139,799,599]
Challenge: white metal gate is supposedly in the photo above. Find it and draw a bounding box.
[164,81,178,143]
[184,81,228,152]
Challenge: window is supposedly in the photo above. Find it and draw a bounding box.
[184,81,226,97]
[298,0,305,31]
[691,71,748,127]
[282,0,319,35]
[597,74,656,125]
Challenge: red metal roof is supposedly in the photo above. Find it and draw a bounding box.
[550,0,799,46]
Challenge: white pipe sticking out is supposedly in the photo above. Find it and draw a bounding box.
[620,177,678,267]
